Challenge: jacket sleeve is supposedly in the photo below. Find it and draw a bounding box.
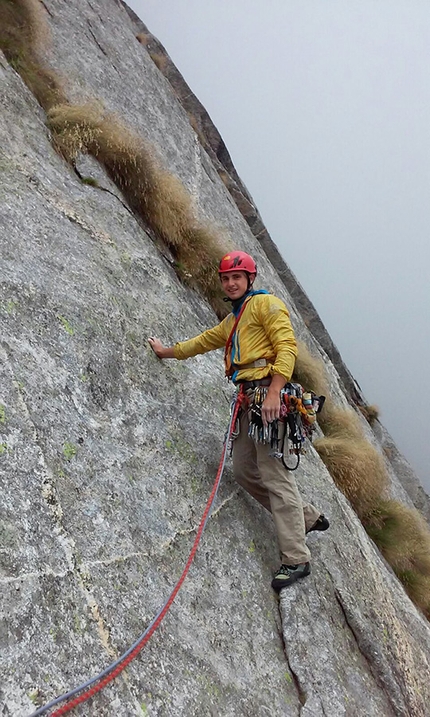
[258,296,298,380]
[173,317,231,360]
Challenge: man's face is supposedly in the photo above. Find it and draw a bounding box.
[220,271,253,300]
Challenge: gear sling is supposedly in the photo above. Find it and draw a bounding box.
[225,295,325,469]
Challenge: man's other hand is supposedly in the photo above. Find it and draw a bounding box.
[261,374,286,425]
[261,392,281,425]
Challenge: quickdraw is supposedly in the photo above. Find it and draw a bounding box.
[245,382,325,471]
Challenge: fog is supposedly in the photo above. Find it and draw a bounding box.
[128,0,430,492]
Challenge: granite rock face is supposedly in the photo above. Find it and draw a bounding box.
[1,2,430,716]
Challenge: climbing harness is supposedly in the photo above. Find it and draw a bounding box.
[246,382,325,471]
[29,388,246,717]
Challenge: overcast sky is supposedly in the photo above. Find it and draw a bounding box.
[128,0,430,493]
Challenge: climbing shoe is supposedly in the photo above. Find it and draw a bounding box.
[271,562,311,593]
[306,514,330,534]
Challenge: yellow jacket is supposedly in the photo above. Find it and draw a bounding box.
[174,293,297,383]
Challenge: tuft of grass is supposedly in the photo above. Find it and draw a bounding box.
[358,404,380,425]
[188,112,207,145]
[177,224,230,314]
[0,0,66,111]
[80,176,99,187]
[218,169,231,187]
[136,34,168,73]
[292,342,329,397]
[148,51,168,73]
[396,571,430,619]
[63,442,77,461]
[318,404,364,441]
[291,342,430,616]
[1,7,229,316]
[47,103,103,160]
[366,499,430,615]
[48,104,194,240]
[314,435,388,519]
[47,103,228,315]
[383,444,394,460]
[57,314,74,336]
[136,32,150,46]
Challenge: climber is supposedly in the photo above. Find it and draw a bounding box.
[148,251,329,592]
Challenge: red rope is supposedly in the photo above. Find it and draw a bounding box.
[50,390,245,716]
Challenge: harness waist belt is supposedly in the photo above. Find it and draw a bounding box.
[233,358,268,371]
[237,378,272,390]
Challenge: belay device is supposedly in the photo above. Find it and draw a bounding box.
[248,382,325,471]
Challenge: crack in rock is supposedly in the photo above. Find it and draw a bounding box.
[0,568,70,585]
[39,459,118,661]
[39,0,54,18]
[333,587,405,717]
[73,165,136,219]
[158,492,237,553]
[83,550,150,568]
[87,20,109,57]
[277,612,306,714]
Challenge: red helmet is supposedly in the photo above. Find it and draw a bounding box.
[218,251,257,276]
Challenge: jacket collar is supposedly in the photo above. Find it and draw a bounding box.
[231,289,269,317]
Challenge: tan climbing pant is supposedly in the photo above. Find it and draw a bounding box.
[232,409,321,565]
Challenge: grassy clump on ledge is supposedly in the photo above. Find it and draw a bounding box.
[48,103,228,317]
[318,403,364,441]
[1,3,228,317]
[293,343,388,518]
[148,51,168,73]
[366,499,430,617]
[358,403,380,425]
[292,341,329,398]
[314,434,388,520]
[0,0,66,111]
[295,343,430,616]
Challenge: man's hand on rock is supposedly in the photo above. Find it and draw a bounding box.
[148,337,175,359]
